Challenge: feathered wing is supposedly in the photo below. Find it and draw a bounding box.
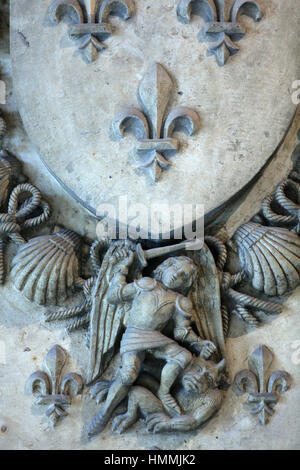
[87,240,138,385]
[188,243,225,359]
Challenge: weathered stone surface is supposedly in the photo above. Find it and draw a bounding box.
[10,0,300,226]
[1,276,300,450]
[1,1,300,451]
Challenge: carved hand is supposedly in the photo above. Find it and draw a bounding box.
[111,247,135,269]
[196,340,216,359]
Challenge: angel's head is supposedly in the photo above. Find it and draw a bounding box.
[181,357,226,395]
[153,256,198,294]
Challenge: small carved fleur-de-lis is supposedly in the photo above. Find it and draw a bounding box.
[48,0,135,63]
[233,345,291,425]
[25,345,83,427]
[112,63,200,182]
[177,0,262,66]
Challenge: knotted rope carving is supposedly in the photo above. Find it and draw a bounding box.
[205,235,281,332]
[205,235,227,271]
[221,271,282,329]
[45,276,96,332]
[0,183,51,283]
[261,179,300,232]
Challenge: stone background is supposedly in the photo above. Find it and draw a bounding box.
[10,0,300,227]
[0,0,299,450]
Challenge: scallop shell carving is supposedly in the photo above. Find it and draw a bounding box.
[232,222,300,296]
[0,114,6,140]
[0,151,22,207]
[11,229,81,305]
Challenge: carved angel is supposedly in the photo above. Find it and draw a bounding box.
[84,239,226,437]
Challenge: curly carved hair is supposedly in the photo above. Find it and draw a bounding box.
[153,256,198,288]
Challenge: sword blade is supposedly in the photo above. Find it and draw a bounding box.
[144,239,203,260]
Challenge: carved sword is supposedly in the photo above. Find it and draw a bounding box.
[135,238,203,268]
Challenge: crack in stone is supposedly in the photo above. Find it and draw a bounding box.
[17,31,30,48]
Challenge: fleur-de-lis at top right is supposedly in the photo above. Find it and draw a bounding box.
[177,0,262,66]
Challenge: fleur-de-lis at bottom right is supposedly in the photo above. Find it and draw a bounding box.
[233,345,291,425]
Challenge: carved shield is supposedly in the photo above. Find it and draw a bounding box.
[10,0,300,227]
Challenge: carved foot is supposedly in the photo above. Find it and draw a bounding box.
[146,413,171,433]
[87,411,109,438]
[157,392,182,417]
[90,380,111,405]
[112,412,137,434]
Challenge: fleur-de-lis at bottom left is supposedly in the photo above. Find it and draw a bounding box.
[25,345,84,427]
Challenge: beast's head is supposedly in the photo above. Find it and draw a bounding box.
[180,356,226,395]
[153,256,198,295]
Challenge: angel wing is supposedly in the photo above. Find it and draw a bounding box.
[87,239,140,385]
[188,243,225,359]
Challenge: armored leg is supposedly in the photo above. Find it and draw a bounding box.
[152,344,192,417]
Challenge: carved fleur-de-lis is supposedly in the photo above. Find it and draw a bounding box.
[48,0,135,63]
[25,345,83,427]
[233,345,291,425]
[177,0,262,66]
[112,63,200,182]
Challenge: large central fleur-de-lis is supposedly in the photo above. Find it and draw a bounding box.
[177,0,262,66]
[112,63,200,182]
[233,345,291,425]
[48,0,135,63]
[25,345,83,427]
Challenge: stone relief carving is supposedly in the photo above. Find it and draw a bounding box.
[48,0,136,63]
[91,356,226,434]
[177,0,262,66]
[25,345,84,427]
[0,150,23,208]
[86,246,222,436]
[41,140,300,436]
[261,178,300,232]
[44,237,226,436]
[0,112,7,141]
[204,236,283,330]
[0,133,292,435]
[1,0,299,449]
[112,63,200,182]
[11,229,82,305]
[0,116,298,437]
[233,345,291,425]
[232,223,300,297]
[0,177,51,284]
[45,239,201,330]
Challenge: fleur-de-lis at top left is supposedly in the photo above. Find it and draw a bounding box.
[48,0,136,63]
